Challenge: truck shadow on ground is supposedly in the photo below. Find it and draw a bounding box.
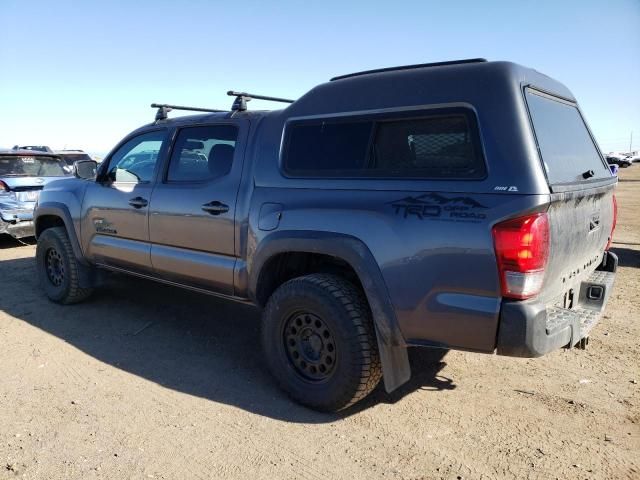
[611,246,640,268]
[0,254,455,424]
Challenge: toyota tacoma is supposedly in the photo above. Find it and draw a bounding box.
[34,59,618,411]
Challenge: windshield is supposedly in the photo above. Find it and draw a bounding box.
[0,155,67,177]
[525,89,610,184]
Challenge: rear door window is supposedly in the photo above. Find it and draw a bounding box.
[166,125,238,182]
[525,89,610,184]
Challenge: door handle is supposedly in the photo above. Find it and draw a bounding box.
[201,201,229,215]
[128,196,148,209]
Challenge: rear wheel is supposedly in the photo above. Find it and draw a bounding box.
[261,273,382,412]
[36,227,93,304]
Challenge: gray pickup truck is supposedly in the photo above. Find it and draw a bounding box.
[34,59,618,412]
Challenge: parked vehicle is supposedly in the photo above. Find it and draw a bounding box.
[606,155,633,168]
[12,145,53,153]
[34,59,618,411]
[0,150,69,238]
[55,150,94,167]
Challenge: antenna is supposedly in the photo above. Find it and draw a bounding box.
[227,91,295,111]
[151,103,226,121]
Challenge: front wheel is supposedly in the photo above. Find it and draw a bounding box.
[36,227,93,304]
[261,274,382,412]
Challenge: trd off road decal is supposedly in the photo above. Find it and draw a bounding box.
[93,218,117,235]
[390,193,488,222]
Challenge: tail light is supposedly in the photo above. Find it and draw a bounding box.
[492,213,550,300]
[0,180,8,192]
[605,194,617,250]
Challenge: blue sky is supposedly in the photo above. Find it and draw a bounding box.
[1,0,638,156]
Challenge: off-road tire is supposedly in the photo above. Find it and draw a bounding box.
[261,273,382,412]
[36,227,93,304]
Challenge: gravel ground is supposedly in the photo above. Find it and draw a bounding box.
[0,168,638,480]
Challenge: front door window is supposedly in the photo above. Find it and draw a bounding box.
[106,130,165,183]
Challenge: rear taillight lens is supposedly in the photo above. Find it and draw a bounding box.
[606,194,617,250]
[492,213,550,300]
[0,180,8,192]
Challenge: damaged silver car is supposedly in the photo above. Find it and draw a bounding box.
[0,150,70,238]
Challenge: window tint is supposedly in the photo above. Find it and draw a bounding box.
[526,90,610,184]
[285,121,372,174]
[106,131,165,183]
[283,110,485,178]
[167,125,238,182]
[0,156,67,177]
[373,115,483,178]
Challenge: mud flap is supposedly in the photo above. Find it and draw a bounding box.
[367,293,411,392]
[77,262,105,289]
[376,335,411,393]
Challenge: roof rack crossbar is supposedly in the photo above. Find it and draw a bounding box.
[151,103,227,121]
[330,58,488,81]
[227,91,294,112]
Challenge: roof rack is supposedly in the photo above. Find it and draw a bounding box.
[151,103,227,121]
[330,58,488,81]
[227,91,295,112]
[151,91,296,120]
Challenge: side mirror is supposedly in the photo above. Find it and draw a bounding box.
[73,160,98,180]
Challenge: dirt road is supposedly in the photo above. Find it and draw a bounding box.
[1,169,638,480]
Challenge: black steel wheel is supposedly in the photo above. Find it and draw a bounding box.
[45,247,65,287]
[283,311,336,382]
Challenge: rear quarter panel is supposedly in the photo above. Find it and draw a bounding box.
[247,186,549,352]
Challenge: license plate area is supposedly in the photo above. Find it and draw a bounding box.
[16,190,40,202]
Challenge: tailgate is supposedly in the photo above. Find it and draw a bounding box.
[525,87,616,306]
[543,185,615,305]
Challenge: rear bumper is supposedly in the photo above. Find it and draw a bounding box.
[496,251,617,357]
[0,219,35,238]
[1,205,35,238]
